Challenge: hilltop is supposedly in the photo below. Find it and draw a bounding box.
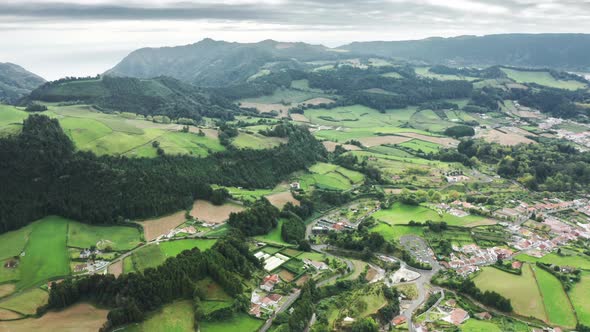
[338,33,590,71]
[106,38,347,87]
[0,62,45,104]
[28,75,238,121]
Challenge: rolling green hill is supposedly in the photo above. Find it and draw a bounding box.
[105,38,349,86]
[0,63,45,104]
[28,75,237,121]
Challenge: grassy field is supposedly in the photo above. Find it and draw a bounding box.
[414,67,479,81]
[398,139,441,154]
[131,244,166,272]
[159,239,217,257]
[18,217,70,289]
[370,223,424,240]
[304,105,417,129]
[0,224,33,260]
[2,103,226,157]
[515,252,590,270]
[532,266,576,327]
[501,68,587,90]
[242,87,326,104]
[373,202,487,227]
[461,319,502,332]
[232,132,286,149]
[200,313,264,332]
[570,272,590,326]
[473,264,546,321]
[298,162,364,191]
[122,300,194,332]
[67,221,141,251]
[254,219,290,246]
[0,288,49,315]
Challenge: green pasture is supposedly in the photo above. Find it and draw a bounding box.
[461,319,502,332]
[122,300,194,332]
[414,67,479,81]
[312,126,434,143]
[201,313,264,332]
[570,272,590,326]
[0,105,28,135]
[130,244,166,272]
[0,224,33,260]
[398,139,441,154]
[242,87,326,104]
[501,68,587,90]
[369,223,424,240]
[159,239,217,257]
[304,105,416,129]
[67,221,141,251]
[515,253,590,270]
[254,219,290,246]
[0,288,48,315]
[233,132,285,149]
[473,264,546,321]
[17,217,70,289]
[533,266,576,327]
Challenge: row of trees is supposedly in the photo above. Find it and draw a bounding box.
[0,116,326,233]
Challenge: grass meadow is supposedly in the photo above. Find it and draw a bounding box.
[533,266,576,327]
[0,288,49,315]
[67,221,141,251]
[159,239,217,257]
[122,300,194,332]
[501,68,587,90]
[570,272,590,326]
[474,264,547,321]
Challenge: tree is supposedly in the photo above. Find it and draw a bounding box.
[351,318,378,332]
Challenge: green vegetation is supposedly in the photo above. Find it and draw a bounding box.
[369,223,424,240]
[515,253,590,270]
[533,265,576,327]
[200,313,264,332]
[122,300,194,332]
[299,162,364,191]
[159,239,217,258]
[398,139,441,154]
[67,221,141,251]
[461,318,502,332]
[473,264,546,320]
[0,223,32,260]
[130,244,166,272]
[254,219,289,246]
[571,272,590,326]
[0,288,48,315]
[501,68,586,90]
[18,217,70,289]
[232,132,285,149]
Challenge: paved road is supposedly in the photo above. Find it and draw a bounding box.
[259,289,301,332]
[397,235,441,332]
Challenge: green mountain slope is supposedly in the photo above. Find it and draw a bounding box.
[28,75,237,121]
[105,38,348,86]
[0,63,45,104]
[339,33,590,71]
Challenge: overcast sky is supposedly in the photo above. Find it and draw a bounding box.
[2,0,590,80]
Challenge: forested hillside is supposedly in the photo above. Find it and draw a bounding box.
[106,38,347,86]
[0,62,45,104]
[0,115,326,233]
[28,75,237,121]
[339,34,590,71]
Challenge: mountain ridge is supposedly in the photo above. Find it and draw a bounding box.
[0,62,46,104]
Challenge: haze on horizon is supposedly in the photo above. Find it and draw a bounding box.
[2,0,590,80]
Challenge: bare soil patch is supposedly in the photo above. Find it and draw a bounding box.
[137,210,186,241]
[0,308,22,320]
[107,260,123,278]
[300,97,335,106]
[265,191,300,209]
[322,141,361,152]
[290,113,310,122]
[295,275,309,287]
[278,269,296,282]
[0,284,15,298]
[0,303,107,331]
[190,200,245,224]
[384,188,403,195]
[475,128,536,146]
[240,102,290,117]
[397,132,458,147]
[358,136,412,147]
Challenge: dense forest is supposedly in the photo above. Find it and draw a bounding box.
[453,139,590,191]
[0,115,326,233]
[45,234,259,330]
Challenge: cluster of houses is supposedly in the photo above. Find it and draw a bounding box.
[79,248,101,259]
[249,274,288,318]
[311,218,355,234]
[444,171,469,183]
[157,225,198,240]
[440,244,514,276]
[436,200,488,218]
[494,199,586,223]
[73,260,109,273]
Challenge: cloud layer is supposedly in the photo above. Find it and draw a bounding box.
[1,0,589,79]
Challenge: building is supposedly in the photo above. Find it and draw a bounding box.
[391,316,407,326]
[443,308,470,325]
[475,312,492,320]
[261,274,280,292]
